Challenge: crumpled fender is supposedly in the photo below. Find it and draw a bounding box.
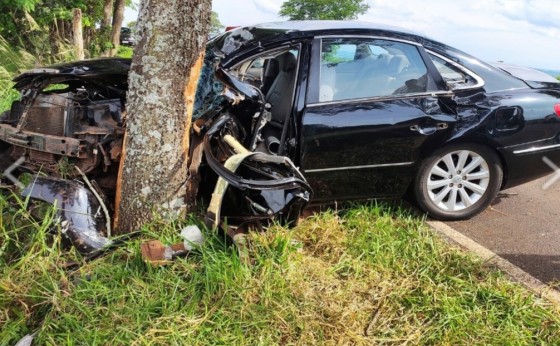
[21,176,111,254]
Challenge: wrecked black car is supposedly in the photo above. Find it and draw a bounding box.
[3,21,560,253]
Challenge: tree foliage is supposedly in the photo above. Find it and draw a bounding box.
[210,11,223,33]
[279,0,369,20]
[0,0,134,61]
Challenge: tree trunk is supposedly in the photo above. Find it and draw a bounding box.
[60,19,65,39]
[100,0,114,57]
[102,0,113,28]
[114,0,212,233]
[108,0,125,57]
[72,9,84,60]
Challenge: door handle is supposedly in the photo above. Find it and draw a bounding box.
[410,122,448,135]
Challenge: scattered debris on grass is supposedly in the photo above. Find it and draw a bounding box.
[140,225,205,265]
[2,198,560,345]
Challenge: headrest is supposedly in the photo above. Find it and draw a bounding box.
[275,52,297,72]
[388,55,407,74]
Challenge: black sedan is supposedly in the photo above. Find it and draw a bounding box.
[2,21,560,240]
[201,21,560,220]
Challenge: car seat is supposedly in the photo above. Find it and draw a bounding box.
[265,51,298,122]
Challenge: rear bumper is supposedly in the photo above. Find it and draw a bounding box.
[499,139,560,189]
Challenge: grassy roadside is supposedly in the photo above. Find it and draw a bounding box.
[0,36,32,112]
[1,191,559,345]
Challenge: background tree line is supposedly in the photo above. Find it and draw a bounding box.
[0,0,227,64]
[0,0,368,68]
[0,0,132,62]
[279,0,369,20]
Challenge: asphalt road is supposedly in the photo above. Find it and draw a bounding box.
[446,174,560,285]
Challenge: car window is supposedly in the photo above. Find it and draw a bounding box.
[428,54,479,89]
[230,48,299,90]
[319,38,436,102]
[230,56,265,86]
[240,58,265,85]
[323,44,356,63]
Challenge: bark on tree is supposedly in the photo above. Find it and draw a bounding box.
[100,0,114,57]
[72,9,84,60]
[108,0,125,57]
[114,0,212,233]
[102,0,113,28]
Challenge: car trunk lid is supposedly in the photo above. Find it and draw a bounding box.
[492,62,560,89]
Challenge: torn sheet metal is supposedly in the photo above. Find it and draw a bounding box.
[1,59,126,197]
[21,176,111,254]
[206,151,255,229]
[202,115,312,229]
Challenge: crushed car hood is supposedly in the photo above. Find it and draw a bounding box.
[13,58,131,90]
[11,53,258,115]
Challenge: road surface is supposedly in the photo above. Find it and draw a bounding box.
[446,174,560,285]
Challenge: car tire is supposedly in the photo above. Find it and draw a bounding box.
[413,143,503,220]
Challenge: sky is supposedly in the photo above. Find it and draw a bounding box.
[124,0,560,71]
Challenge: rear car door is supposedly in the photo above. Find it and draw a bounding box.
[300,37,456,201]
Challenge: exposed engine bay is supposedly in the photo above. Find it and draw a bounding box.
[0,60,128,192]
[0,57,311,255]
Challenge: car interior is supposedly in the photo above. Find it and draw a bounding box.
[264,51,298,123]
[231,48,300,155]
[320,40,432,101]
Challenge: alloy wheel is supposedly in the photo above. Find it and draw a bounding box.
[426,150,491,212]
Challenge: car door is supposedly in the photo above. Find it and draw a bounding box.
[300,37,456,201]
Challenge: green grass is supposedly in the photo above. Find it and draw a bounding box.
[117,46,134,59]
[1,193,559,345]
[0,35,96,113]
[0,36,33,112]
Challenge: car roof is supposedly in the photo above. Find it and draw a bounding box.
[249,20,419,35]
[210,21,530,93]
[210,20,430,66]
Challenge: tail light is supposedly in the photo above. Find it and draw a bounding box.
[555,104,560,118]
